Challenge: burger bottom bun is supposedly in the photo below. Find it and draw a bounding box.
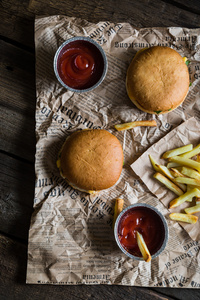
[127,91,188,114]
[59,129,124,191]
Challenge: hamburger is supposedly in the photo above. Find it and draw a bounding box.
[126,46,190,114]
[57,129,124,193]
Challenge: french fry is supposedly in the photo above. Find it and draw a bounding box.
[157,165,186,191]
[185,203,200,214]
[187,187,200,205]
[162,144,193,159]
[169,213,198,224]
[186,185,199,201]
[169,188,200,208]
[167,162,182,168]
[136,231,151,262]
[185,189,193,201]
[170,168,186,178]
[149,155,161,172]
[180,166,200,180]
[113,198,124,228]
[196,154,200,163]
[179,144,200,159]
[187,185,200,191]
[114,120,157,131]
[174,177,200,186]
[153,172,184,196]
[168,156,200,172]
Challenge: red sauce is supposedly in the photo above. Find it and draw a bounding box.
[57,40,105,90]
[118,207,165,257]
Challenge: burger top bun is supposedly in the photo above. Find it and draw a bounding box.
[58,129,123,192]
[126,46,190,114]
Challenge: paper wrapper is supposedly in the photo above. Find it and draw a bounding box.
[27,15,200,287]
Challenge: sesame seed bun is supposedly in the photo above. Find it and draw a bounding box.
[58,129,123,192]
[126,46,190,114]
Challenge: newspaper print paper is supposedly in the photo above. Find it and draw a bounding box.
[27,15,200,287]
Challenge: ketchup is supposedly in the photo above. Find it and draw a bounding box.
[57,40,104,90]
[118,207,165,257]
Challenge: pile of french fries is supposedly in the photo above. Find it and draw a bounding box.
[149,143,200,224]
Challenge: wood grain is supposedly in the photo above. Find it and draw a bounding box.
[0,40,36,161]
[28,0,200,27]
[0,10,34,49]
[0,152,34,240]
[0,105,36,162]
[163,0,200,13]
[0,0,200,50]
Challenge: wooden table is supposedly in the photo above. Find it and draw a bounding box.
[0,0,200,299]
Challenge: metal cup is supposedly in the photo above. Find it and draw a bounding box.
[114,203,169,261]
[53,36,108,93]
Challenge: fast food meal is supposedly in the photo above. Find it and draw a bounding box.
[114,120,157,131]
[150,143,200,224]
[126,46,190,114]
[57,129,123,193]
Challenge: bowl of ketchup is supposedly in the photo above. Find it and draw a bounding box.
[54,36,108,92]
[114,203,168,260]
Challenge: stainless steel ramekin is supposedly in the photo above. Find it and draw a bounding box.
[114,203,168,261]
[53,36,108,93]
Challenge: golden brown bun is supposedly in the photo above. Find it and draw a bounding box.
[59,129,123,191]
[126,46,190,114]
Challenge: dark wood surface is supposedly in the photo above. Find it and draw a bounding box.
[0,0,200,299]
